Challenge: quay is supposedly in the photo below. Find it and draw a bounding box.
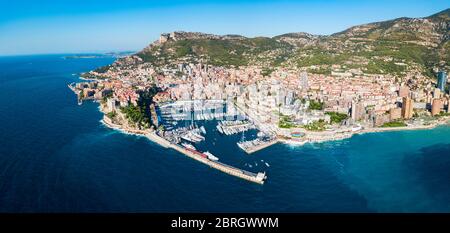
[239,138,279,154]
[169,144,267,184]
[102,116,267,184]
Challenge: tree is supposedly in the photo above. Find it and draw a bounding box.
[308,100,324,110]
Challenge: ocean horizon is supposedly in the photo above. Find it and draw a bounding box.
[0,54,449,213]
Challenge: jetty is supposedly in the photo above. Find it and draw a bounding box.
[238,138,279,154]
[169,144,267,184]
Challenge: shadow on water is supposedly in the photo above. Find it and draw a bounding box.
[404,143,450,211]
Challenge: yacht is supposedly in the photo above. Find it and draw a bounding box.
[181,143,196,151]
[203,151,219,161]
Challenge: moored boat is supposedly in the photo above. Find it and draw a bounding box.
[181,142,196,151]
[203,151,219,161]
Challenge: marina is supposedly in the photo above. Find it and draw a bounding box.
[156,101,271,183]
[159,100,280,156]
[162,125,206,144]
[158,100,241,121]
[216,120,255,135]
[102,111,267,184]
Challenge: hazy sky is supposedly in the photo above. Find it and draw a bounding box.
[0,0,448,55]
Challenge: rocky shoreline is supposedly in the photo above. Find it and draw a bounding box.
[280,118,450,146]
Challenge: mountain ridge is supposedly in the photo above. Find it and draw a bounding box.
[99,8,449,79]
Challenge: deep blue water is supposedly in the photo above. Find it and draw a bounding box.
[0,55,449,213]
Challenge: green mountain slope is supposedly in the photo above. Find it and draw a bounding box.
[102,8,449,79]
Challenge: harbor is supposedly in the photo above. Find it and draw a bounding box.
[157,101,270,183]
[102,111,267,184]
[158,100,279,155]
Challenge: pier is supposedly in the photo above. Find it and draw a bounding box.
[169,143,267,184]
[238,138,279,154]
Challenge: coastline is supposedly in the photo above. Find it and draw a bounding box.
[97,99,449,151]
[98,105,171,148]
[279,118,450,146]
[235,101,450,148]
[97,104,267,184]
[70,83,448,183]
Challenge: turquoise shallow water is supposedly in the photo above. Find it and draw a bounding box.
[0,54,449,212]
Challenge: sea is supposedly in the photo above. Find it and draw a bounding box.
[0,54,449,213]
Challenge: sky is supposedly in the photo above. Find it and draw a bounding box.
[0,0,448,56]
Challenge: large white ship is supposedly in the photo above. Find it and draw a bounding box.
[203,151,219,161]
[181,142,196,151]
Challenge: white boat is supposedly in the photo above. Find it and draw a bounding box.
[190,132,205,141]
[181,143,196,150]
[265,162,270,167]
[216,125,223,134]
[181,134,200,143]
[203,151,219,161]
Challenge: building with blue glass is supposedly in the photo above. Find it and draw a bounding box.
[437,71,447,92]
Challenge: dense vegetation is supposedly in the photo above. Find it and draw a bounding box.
[303,119,327,131]
[93,65,112,73]
[278,114,297,128]
[294,40,441,77]
[434,111,450,118]
[121,9,449,79]
[136,36,294,68]
[121,104,149,128]
[120,85,160,129]
[261,68,275,77]
[308,100,324,110]
[106,111,117,119]
[325,112,348,124]
[381,120,407,127]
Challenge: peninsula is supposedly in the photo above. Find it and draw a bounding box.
[69,9,450,184]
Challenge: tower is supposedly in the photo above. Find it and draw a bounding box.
[299,72,309,90]
[401,97,414,119]
[431,99,443,116]
[437,71,447,92]
[351,101,364,121]
[398,85,410,98]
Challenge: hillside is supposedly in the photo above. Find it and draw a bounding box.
[99,8,449,78]
[285,8,449,77]
[134,31,295,68]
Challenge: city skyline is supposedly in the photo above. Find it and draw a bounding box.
[1,1,450,221]
[0,0,448,56]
